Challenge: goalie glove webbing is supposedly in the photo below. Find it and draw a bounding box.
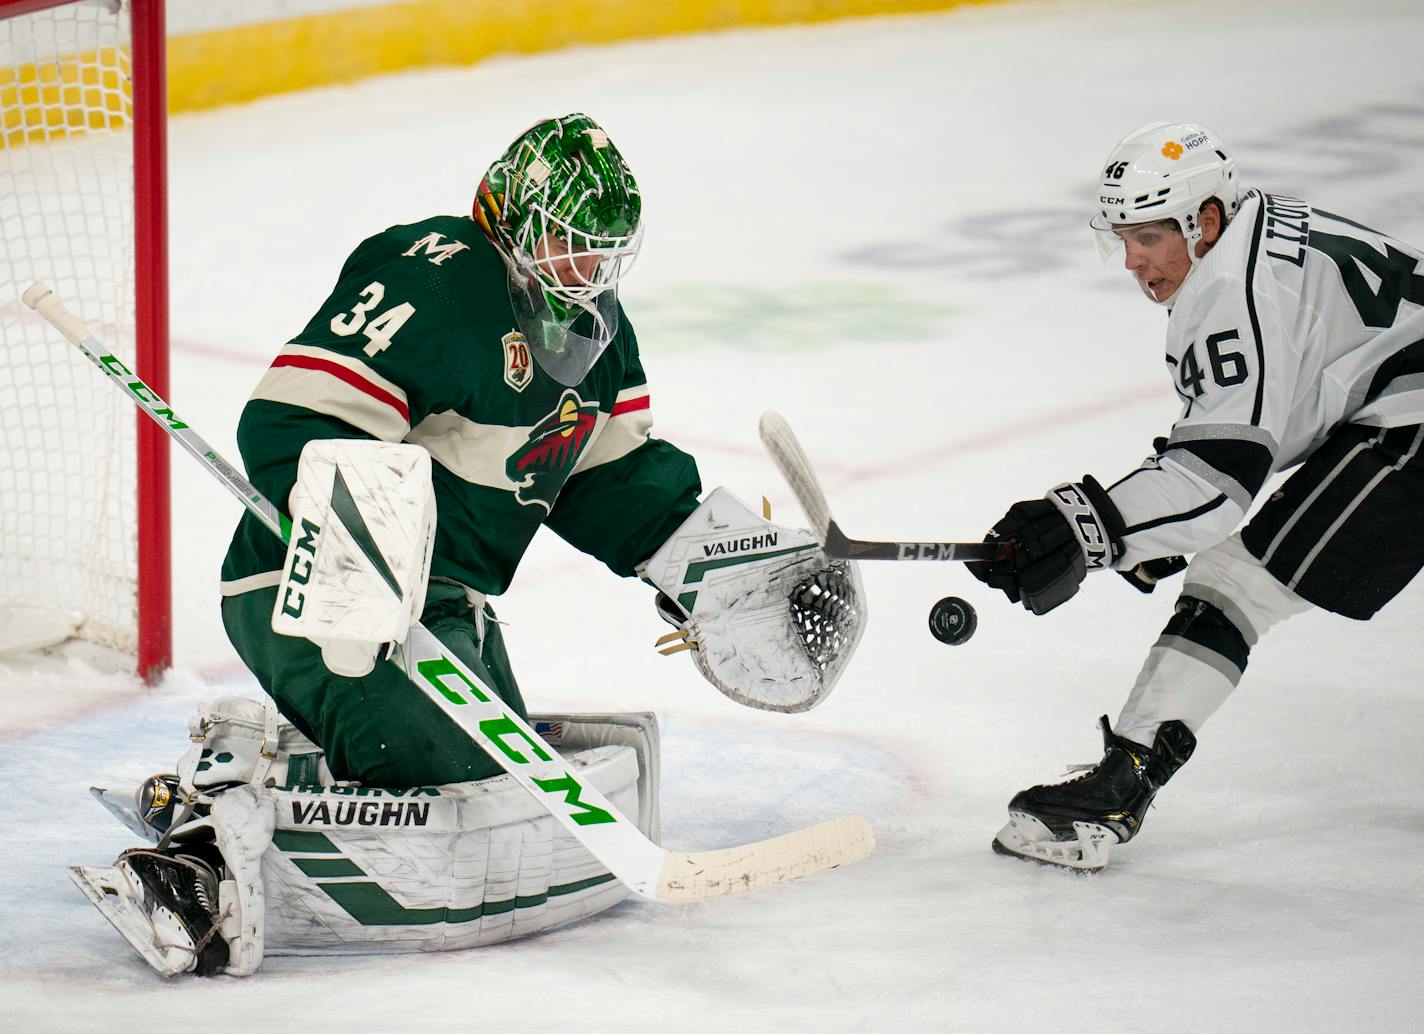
[790,563,861,672]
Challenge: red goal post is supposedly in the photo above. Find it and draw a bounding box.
[0,0,169,680]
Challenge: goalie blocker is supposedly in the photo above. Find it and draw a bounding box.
[272,439,438,677]
[638,488,867,713]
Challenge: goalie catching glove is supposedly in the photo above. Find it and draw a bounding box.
[271,439,437,676]
[638,488,867,713]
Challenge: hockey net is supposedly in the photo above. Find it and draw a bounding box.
[0,0,168,675]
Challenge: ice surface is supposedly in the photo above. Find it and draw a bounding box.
[3,0,1423,1029]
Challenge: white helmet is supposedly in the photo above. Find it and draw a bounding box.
[1091,121,1240,266]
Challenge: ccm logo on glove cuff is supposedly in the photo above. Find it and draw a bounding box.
[1047,481,1118,571]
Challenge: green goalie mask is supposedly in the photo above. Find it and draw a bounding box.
[474,113,643,385]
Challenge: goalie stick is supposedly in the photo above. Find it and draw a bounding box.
[758,411,1009,563]
[23,282,874,904]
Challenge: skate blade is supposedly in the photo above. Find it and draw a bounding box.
[89,786,161,843]
[992,812,1114,872]
[68,864,196,977]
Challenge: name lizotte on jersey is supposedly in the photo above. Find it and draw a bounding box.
[1263,193,1311,267]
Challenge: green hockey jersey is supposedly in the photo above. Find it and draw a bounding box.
[220,215,701,597]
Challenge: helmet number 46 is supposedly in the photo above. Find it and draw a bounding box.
[330,281,417,357]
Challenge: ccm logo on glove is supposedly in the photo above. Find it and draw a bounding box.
[1049,483,1112,572]
[968,477,1125,616]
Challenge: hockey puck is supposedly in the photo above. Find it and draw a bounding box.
[928,596,977,645]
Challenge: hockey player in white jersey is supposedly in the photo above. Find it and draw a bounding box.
[967,121,1424,870]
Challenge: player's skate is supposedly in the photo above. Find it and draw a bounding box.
[993,716,1196,871]
[69,845,230,977]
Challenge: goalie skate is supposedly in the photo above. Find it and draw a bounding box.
[69,848,230,977]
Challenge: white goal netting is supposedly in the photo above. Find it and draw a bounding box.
[0,1,138,657]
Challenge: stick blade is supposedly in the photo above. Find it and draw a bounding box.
[758,410,832,539]
[654,814,874,902]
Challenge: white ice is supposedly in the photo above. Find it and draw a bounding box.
[4,0,1424,1029]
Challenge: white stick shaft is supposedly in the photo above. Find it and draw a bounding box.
[759,410,834,537]
[22,281,89,346]
[22,282,289,541]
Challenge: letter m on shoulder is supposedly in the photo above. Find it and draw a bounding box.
[403,232,470,266]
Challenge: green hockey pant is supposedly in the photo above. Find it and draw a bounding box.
[220,580,527,787]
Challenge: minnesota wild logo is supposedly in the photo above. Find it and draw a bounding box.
[507,389,600,510]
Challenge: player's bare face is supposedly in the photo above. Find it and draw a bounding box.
[1116,221,1191,303]
[534,233,601,288]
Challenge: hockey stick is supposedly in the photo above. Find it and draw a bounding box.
[23,282,873,904]
[758,411,1008,562]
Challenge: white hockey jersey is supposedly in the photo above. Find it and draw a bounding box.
[1104,189,1424,568]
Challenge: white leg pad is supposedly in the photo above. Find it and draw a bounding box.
[259,741,646,955]
[77,706,661,972]
[210,786,275,976]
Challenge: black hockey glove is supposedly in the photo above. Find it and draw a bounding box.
[1119,555,1189,593]
[967,477,1124,616]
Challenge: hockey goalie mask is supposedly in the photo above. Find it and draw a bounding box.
[1090,122,1240,302]
[475,114,643,385]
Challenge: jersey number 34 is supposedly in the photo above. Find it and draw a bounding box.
[330,281,417,357]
